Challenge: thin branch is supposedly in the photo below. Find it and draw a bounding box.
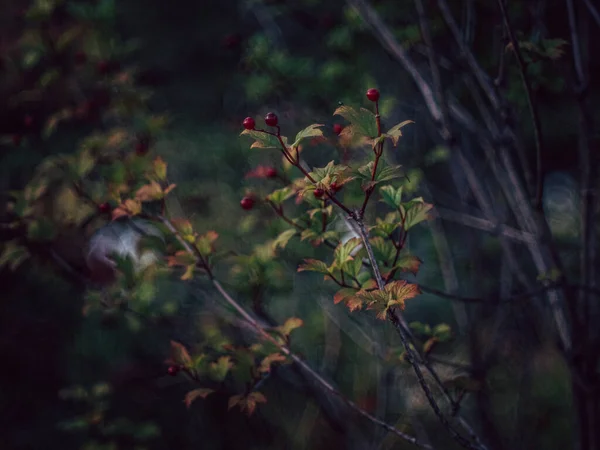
[582,0,600,29]
[436,0,501,111]
[354,215,484,450]
[496,0,545,210]
[160,216,433,449]
[432,207,536,244]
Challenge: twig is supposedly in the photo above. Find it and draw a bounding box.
[496,0,545,210]
[582,0,600,29]
[354,215,483,450]
[160,216,434,449]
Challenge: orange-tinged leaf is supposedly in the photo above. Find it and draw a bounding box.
[297,259,330,274]
[346,296,364,312]
[170,218,194,237]
[392,255,422,275]
[170,341,192,366]
[238,391,268,416]
[277,317,304,336]
[184,388,214,408]
[135,181,164,202]
[423,337,438,355]
[195,231,219,256]
[166,250,197,267]
[386,280,421,309]
[258,353,287,373]
[163,183,177,195]
[181,264,195,281]
[334,288,356,305]
[228,394,242,410]
[361,279,378,290]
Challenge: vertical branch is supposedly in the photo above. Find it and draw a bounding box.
[496,0,545,210]
[354,216,486,450]
[566,1,599,448]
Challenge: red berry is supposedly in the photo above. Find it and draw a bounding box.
[23,115,33,127]
[366,88,380,102]
[167,365,180,376]
[98,202,111,213]
[74,50,87,65]
[265,112,278,127]
[243,117,255,130]
[333,123,343,135]
[313,188,325,198]
[12,134,22,146]
[330,182,340,192]
[265,167,277,178]
[240,196,255,210]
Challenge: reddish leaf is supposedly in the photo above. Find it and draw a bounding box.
[333,288,356,305]
[258,353,287,373]
[170,341,192,367]
[184,388,214,408]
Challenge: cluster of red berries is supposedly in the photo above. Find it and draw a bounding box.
[243,111,279,131]
[239,89,380,208]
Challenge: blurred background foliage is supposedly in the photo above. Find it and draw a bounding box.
[0,0,598,449]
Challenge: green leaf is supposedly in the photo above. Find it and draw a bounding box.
[409,322,432,337]
[375,164,404,184]
[333,105,378,139]
[277,317,303,336]
[209,356,233,382]
[344,256,363,278]
[391,254,422,275]
[0,241,30,271]
[333,237,361,270]
[39,69,60,88]
[240,129,288,150]
[371,213,401,238]
[27,217,57,241]
[379,185,403,208]
[432,323,452,342]
[153,156,168,181]
[401,198,434,230]
[272,229,297,250]
[297,259,331,275]
[385,120,414,146]
[292,124,324,147]
[309,160,350,184]
[195,231,218,257]
[370,237,396,266]
[356,161,403,190]
[267,186,295,206]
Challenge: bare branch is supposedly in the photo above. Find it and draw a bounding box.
[496,0,545,210]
